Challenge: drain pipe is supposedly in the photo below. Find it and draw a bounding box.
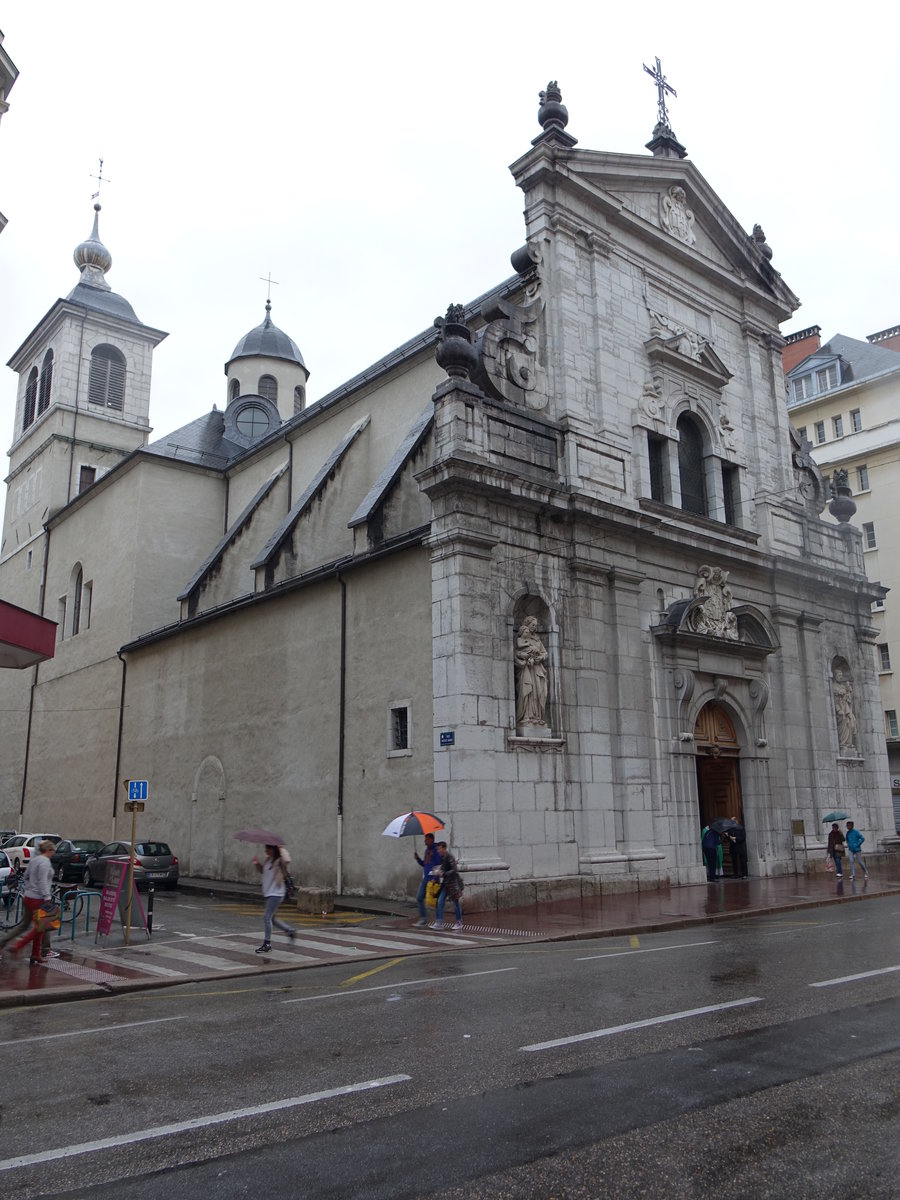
[113,650,127,839]
[336,574,347,896]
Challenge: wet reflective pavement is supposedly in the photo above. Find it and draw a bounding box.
[1,862,898,1008]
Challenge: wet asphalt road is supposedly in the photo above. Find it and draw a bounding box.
[3,893,899,1199]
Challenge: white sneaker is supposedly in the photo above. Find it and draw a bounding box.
[414,918,427,927]
[452,922,463,931]
[432,921,444,930]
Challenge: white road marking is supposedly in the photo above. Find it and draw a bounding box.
[810,964,900,988]
[577,939,717,961]
[0,1016,187,1048]
[144,945,257,971]
[283,966,518,1003]
[520,996,764,1052]
[198,937,318,963]
[90,955,187,978]
[0,1075,411,1172]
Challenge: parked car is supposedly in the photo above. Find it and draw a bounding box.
[50,838,106,883]
[0,830,18,847]
[82,841,179,890]
[0,850,13,897]
[4,833,62,871]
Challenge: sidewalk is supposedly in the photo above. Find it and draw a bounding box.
[1,864,898,1009]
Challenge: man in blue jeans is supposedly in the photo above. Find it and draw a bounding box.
[413,833,441,927]
[845,821,870,881]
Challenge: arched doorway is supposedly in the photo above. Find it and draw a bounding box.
[694,702,743,871]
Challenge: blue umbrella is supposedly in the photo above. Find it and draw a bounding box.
[822,811,849,823]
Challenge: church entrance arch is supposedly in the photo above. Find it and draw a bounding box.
[694,702,744,859]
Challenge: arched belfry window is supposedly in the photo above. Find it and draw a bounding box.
[230,379,240,402]
[22,367,38,431]
[88,345,126,411]
[71,565,84,636]
[258,374,278,404]
[38,350,54,414]
[294,385,305,415]
[677,413,707,517]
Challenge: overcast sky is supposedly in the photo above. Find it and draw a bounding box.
[2,2,898,477]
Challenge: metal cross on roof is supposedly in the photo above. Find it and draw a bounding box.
[643,56,677,128]
[260,273,280,303]
[90,157,111,201]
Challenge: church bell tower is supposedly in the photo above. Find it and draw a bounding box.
[2,203,167,591]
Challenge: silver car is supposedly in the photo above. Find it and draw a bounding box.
[82,840,179,890]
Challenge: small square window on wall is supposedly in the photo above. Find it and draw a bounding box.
[856,465,869,492]
[862,521,877,549]
[796,426,807,443]
[814,420,826,444]
[387,701,412,757]
[79,465,97,493]
[886,710,899,739]
[850,409,862,433]
[878,643,892,672]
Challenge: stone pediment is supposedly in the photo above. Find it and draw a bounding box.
[643,331,733,390]
[543,152,798,313]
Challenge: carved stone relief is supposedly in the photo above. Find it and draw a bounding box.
[659,185,696,246]
[514,615,550,732]
[474,253,547,410]
[688,565,739,640]
[832,664,858,754]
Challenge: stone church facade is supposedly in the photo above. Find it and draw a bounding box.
[1,85,894,906]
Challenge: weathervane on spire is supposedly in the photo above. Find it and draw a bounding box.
[90,157,110,201]
[643,56,677,128]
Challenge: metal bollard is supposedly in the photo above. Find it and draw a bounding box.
[147,884,154,935]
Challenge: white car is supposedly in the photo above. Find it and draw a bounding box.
[3,833,62,871]
[0,850,12,897]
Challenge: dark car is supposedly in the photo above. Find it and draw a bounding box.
[82,841,179,890]
[50,839,106,883]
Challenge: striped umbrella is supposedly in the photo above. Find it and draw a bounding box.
[381,812,445,838]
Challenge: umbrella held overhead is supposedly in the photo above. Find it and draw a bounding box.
[822,811,849,824]
[233,829,286,845]
[381,812,445,838]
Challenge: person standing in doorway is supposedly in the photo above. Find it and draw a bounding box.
[253,844,297,954]
[826,823,846,879]
[413,832,441,927]
[728,820,748,879]
[845,821,869,881]
[701,824,721,883]
[432,842,464,930]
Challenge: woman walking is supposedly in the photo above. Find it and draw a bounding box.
[826,822,846,879]
[8,840,58,965]
[253,843,297,954]
[433,841,464,931]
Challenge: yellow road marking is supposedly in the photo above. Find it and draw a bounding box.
[629,935,640,948]
[341,958,404,987]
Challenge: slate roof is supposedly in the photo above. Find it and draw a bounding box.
[788,333,900,386]
[144,410,244,468]
[227,306,306,369]
[66,281,140,323]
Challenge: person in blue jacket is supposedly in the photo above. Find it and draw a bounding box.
[845,821,869,881]
[413,832,441,926]
[701,825,721,882]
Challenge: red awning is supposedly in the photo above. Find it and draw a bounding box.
[0,599,57,669]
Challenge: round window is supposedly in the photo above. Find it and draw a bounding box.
[235,403,271,438]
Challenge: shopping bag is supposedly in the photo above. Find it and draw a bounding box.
[425,880,440,907]
[825,857,834,873]
[34,903,61,932]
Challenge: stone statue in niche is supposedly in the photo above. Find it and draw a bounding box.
[832,667,858,753]
[660,185,696,246]
[514,616,549,731]
[718,413,737,451]
[688,565,739,640]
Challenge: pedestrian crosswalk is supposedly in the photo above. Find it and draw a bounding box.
[46,922,502,986]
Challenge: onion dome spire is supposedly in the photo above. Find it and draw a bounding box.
[73,203,112,291]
